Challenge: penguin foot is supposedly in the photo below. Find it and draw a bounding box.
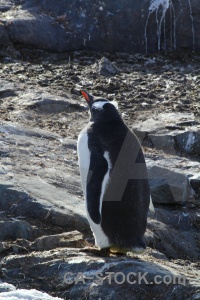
[110,245,146,255]
[109,246,129,255]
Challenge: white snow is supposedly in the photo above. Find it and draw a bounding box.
[0,289,62,300]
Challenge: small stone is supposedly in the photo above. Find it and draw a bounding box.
[147,159,192,204]
[150,249,168,260]
[98,57,119,76]
[30,231,84,251]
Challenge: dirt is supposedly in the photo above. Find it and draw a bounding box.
[1,51,200,138]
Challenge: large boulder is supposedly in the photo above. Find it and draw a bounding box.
[0,120,88,233]
[1,0,200,53]
[133,112,200,156]
[1,248,200,299]
[146,154,200,204]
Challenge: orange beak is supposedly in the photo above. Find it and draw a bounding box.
[80,90,90,102]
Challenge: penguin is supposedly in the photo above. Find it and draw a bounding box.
[77,90,153,254]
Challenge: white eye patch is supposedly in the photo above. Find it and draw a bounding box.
[92,100,118,110]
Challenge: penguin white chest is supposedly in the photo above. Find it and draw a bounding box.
[77,131,90,197]
[77,130,111,249]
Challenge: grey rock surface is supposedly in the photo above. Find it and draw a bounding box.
[0,120,88,233]
[30,230,84,251]
[146,153,200,204]
[98,57,119,76]
[147,215,200,260]
[0,248,199,299]
[133,112,200,155]
[0,220,41,241]
[0,0,200,53]
[0,52,199,299]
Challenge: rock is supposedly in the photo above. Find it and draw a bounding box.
[148,165,190,204]
[147,217,200,260]
[0,248,199,299]
[98,57,118,76]
[0,0,199,54]
[0,122,60,139]
[0,1,13,12]
[10,244,29,254]
[176,131,200,155]
[30,231,84,251]
[0,220,40,241]
[133,112,196,132]
[146,206,200,261]
[0,23,11,46]
[149,129,200,156]
[144,229,155,247]
[149,131,177,154]
[0,80,16,96]
[6,12,70,53]
[133,112,200,156]
[0,242,7,253]
[26,97,86,114]
[0,121,89,234]
[0,50,200,300]
[190,175,200,194]
[0,177,88,232]
[150,249,168,260]
[146,153,200,203]
[155,208,198,231]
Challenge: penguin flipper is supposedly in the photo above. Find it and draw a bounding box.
[86,149,108,225]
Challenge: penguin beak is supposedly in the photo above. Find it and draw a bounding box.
[80,90,93,108]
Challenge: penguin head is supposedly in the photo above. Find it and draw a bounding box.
[80,90,120,123]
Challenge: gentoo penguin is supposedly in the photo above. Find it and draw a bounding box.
[77,90,153,254]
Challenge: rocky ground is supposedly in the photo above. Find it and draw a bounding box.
[0,49,200,299]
